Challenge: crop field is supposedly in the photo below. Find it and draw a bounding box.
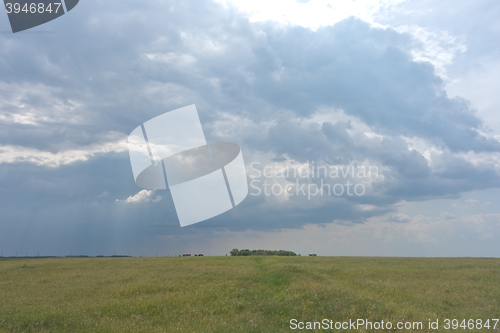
[0,256,499,332]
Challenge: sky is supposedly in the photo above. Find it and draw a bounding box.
[0,0,499,257]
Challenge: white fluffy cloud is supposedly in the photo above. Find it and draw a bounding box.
[0,82,85,125]
[216,0,405,29]
[117,190,163,204]
[394,25,467,81]
[0,136,127,167]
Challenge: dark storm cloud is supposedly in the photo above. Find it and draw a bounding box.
[0,0,500,253]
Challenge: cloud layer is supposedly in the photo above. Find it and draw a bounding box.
[1,0,499,256]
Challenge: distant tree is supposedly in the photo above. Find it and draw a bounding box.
[229,249,296,256]
[238,249,252,256]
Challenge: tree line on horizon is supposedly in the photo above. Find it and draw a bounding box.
[230,249,297,256]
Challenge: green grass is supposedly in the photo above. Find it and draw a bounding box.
[0,257,499,332]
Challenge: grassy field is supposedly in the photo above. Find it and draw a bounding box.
[0,256,499,332]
